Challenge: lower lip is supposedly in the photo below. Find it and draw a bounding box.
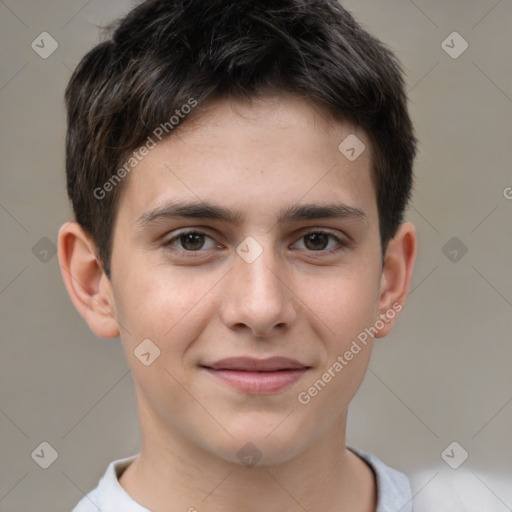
[204,368,307,393]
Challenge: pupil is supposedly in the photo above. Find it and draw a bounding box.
[305,233,328,250]
[181,233,204,251]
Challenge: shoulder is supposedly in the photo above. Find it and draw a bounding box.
[71,486,101,512]
[70,455,149,512]
[410,468,512,512]
[349,446,413,512]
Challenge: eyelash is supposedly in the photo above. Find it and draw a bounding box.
[163,229,350,258]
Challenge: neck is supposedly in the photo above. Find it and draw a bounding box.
[119,391,376,512]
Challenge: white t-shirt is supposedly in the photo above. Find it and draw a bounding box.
[71,447,413,512]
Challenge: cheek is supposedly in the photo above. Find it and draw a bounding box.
[294,274,377,430]
[301,263,380,341]
[111,267,219,421]
[294,262,379,401]
[112,260,222,367]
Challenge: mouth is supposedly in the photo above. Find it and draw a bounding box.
[200,357,310,394]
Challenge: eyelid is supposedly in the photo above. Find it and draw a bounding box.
[162,227,351,256]
[163,228,221,253]
[290,228,350,251]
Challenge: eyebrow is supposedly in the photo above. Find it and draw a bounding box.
[136,201,243,226]
[277,203,367,224]
[136,200,367,227]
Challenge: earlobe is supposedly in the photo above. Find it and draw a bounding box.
[374,222,417,338]
[57,222,120,339]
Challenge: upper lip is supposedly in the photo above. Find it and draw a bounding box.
[202,357,309,372]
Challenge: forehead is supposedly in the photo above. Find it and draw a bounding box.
[116,94,377,225]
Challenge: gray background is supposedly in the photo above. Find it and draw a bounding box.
[1,0,511,510]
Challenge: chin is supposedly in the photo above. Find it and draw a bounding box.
[207,423,309,468]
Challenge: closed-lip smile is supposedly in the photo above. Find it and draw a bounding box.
[201,357,310,394]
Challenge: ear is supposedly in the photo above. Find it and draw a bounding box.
[374,222,417,338]
[57,222,120,338]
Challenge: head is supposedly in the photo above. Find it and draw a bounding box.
[64,0,416,277]
[59,0,416,467]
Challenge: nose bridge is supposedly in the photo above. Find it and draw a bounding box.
[220,235,295,336]
[240,249,280,295]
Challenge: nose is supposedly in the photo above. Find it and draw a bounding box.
[219,245,297,338]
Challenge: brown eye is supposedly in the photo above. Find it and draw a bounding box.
[166,231,217,252]
[291,230,348,254]
[303,232,330,251]
[179,232,205,251]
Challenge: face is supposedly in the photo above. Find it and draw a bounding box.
[108,94,386,465]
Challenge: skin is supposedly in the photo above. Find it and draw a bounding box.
[58,94,416,512]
